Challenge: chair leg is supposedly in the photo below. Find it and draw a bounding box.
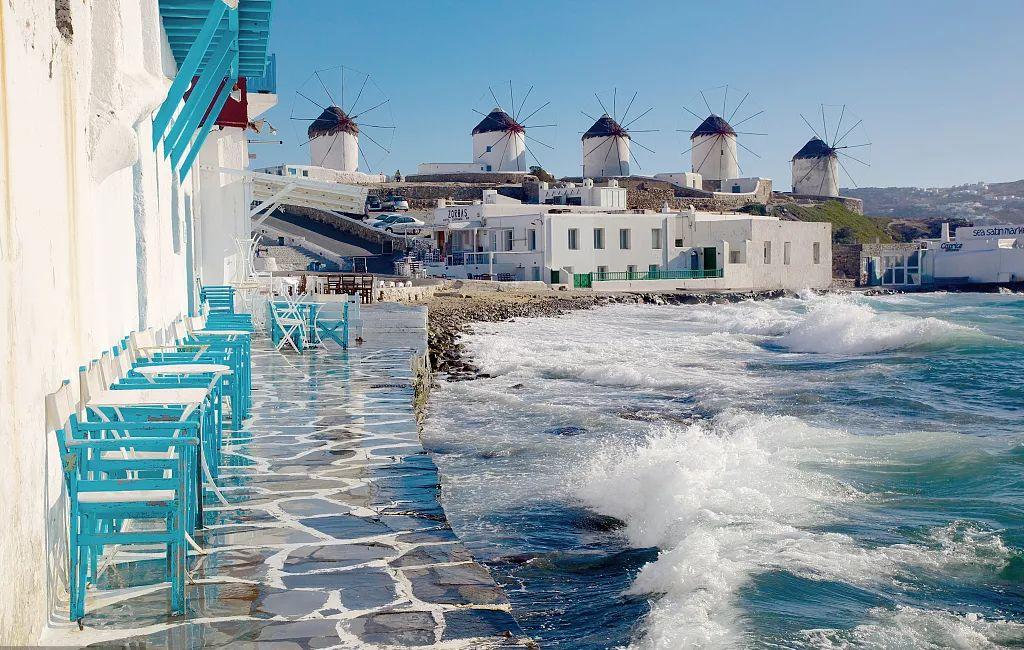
[69,514,84,623]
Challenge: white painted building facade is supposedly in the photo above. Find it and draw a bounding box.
[863,223,1024,287]
[0,1,274,642]
[426,189,831,291]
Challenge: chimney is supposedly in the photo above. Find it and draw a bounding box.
[941,222,951,242]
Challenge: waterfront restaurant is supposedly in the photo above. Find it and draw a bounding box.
[425,181,833,292]
[861,222,1024,287]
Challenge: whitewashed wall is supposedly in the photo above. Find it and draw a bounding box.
[309,131,358,173]
[691,133,739,182]
[472,130,526,172]
[582,136,630,178]
[792,156,839,196]
[0,1,258,642]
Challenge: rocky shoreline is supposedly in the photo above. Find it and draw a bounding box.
[426,289,789,380]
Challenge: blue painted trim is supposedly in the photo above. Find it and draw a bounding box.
[151,0,229,149]
[177,80,233,180]
[163,32,234,160]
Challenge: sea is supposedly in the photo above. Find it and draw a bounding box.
[421,291,1024,649]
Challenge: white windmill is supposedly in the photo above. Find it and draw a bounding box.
[792,104,871,197]
[291,65,395,174]
[581,89,656,178]
[470,82,555,172]
[680,86,765,190]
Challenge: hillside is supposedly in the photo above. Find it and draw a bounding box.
[844,179,1024,224]
[770,201,893,244]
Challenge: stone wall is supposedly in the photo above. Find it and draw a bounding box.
[280,205,402,246]
[365,182,526,210]
[832,244,863,280]
[778,193,865,214]
[403,172,531,184]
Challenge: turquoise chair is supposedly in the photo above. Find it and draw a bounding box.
[46,382,198,625]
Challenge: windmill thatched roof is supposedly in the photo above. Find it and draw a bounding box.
[793,137,835,160]
[472,108,521,135]
[691,114,736,139]
[307,106,359,139]
[582,114,628,140]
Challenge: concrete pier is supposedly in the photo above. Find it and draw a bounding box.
[46,304,532,648]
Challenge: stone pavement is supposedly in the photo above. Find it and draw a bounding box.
[45,304,533,649]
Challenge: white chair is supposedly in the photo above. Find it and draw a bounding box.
[270,301,306,353]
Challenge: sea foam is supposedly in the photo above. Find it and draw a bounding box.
[575,412,1013,648]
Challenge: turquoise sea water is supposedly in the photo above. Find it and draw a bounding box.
[422,292,1024,648]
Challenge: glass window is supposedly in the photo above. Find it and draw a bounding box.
[597,265,609,275]
[729,250,741,264]
[619,228,631,249]
[783,241,791,265]
[528,229,537,251]
[649,264,660,275]
[895,268,905,284]
[568,228,579,250]
[627,264,637,274]
[651,228,663,249]
[486,145,493,152]
[764,241,772,264]
[593,228,605,249]
[813,241,821,264]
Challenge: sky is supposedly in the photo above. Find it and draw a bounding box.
[253,0,1024,188]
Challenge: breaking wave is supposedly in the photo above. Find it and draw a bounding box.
[575,412,1014,648]
[775,293,987,355]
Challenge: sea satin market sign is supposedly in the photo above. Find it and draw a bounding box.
[956,224,1024,239]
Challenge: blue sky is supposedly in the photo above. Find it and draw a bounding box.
[254,1,1024,188]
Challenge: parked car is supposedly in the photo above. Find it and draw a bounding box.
[364,195,382,213]
[383,215,426,235]
[369,214,402,229]
[381,195,409,211]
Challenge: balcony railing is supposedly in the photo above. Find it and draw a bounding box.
[574,268,724,288]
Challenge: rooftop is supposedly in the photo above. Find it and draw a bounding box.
[691,114,736,139]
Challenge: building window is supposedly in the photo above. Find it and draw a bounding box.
[674,238,684,248]
[619,228,631,249]
[568,228,580,250]
[627,264,638,275]
[729,250,741,264]
[783,241,791,265]
[302,170,309,177]
[528,228,537,251]
[502,228,513,251]
[486,165,492,172]
[651,228,662,249]
[649,264,660,275]
[597,265,609,275]
[486,145,493,152]
[593,228,605,249]
[813,241,821,264]
[764,241,772,264]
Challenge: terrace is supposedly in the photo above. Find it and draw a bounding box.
[43,301,530,648]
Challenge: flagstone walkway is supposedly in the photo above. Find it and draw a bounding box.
[49,304,532,649]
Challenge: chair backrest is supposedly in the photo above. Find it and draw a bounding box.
[112,346,132,379]
[130,329,157,359]
[44,382,79,482]
[189,314,207,331]
[98,351,122,387]
[79,360,106,405]
[172,319,189,343]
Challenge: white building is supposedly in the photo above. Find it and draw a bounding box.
[258,163,386,185]
[417,107,530,175]
[0,1,275,642]
[582,114,632,178]
[792,137,840,197]
[426,184,831,291]
[655,172,703,189]
[863,223,1024,287]
[691,115,739,188]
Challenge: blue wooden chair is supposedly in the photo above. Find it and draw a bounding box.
[46,381,198,625]
[315,301,350,349]
[199,285,235,313]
